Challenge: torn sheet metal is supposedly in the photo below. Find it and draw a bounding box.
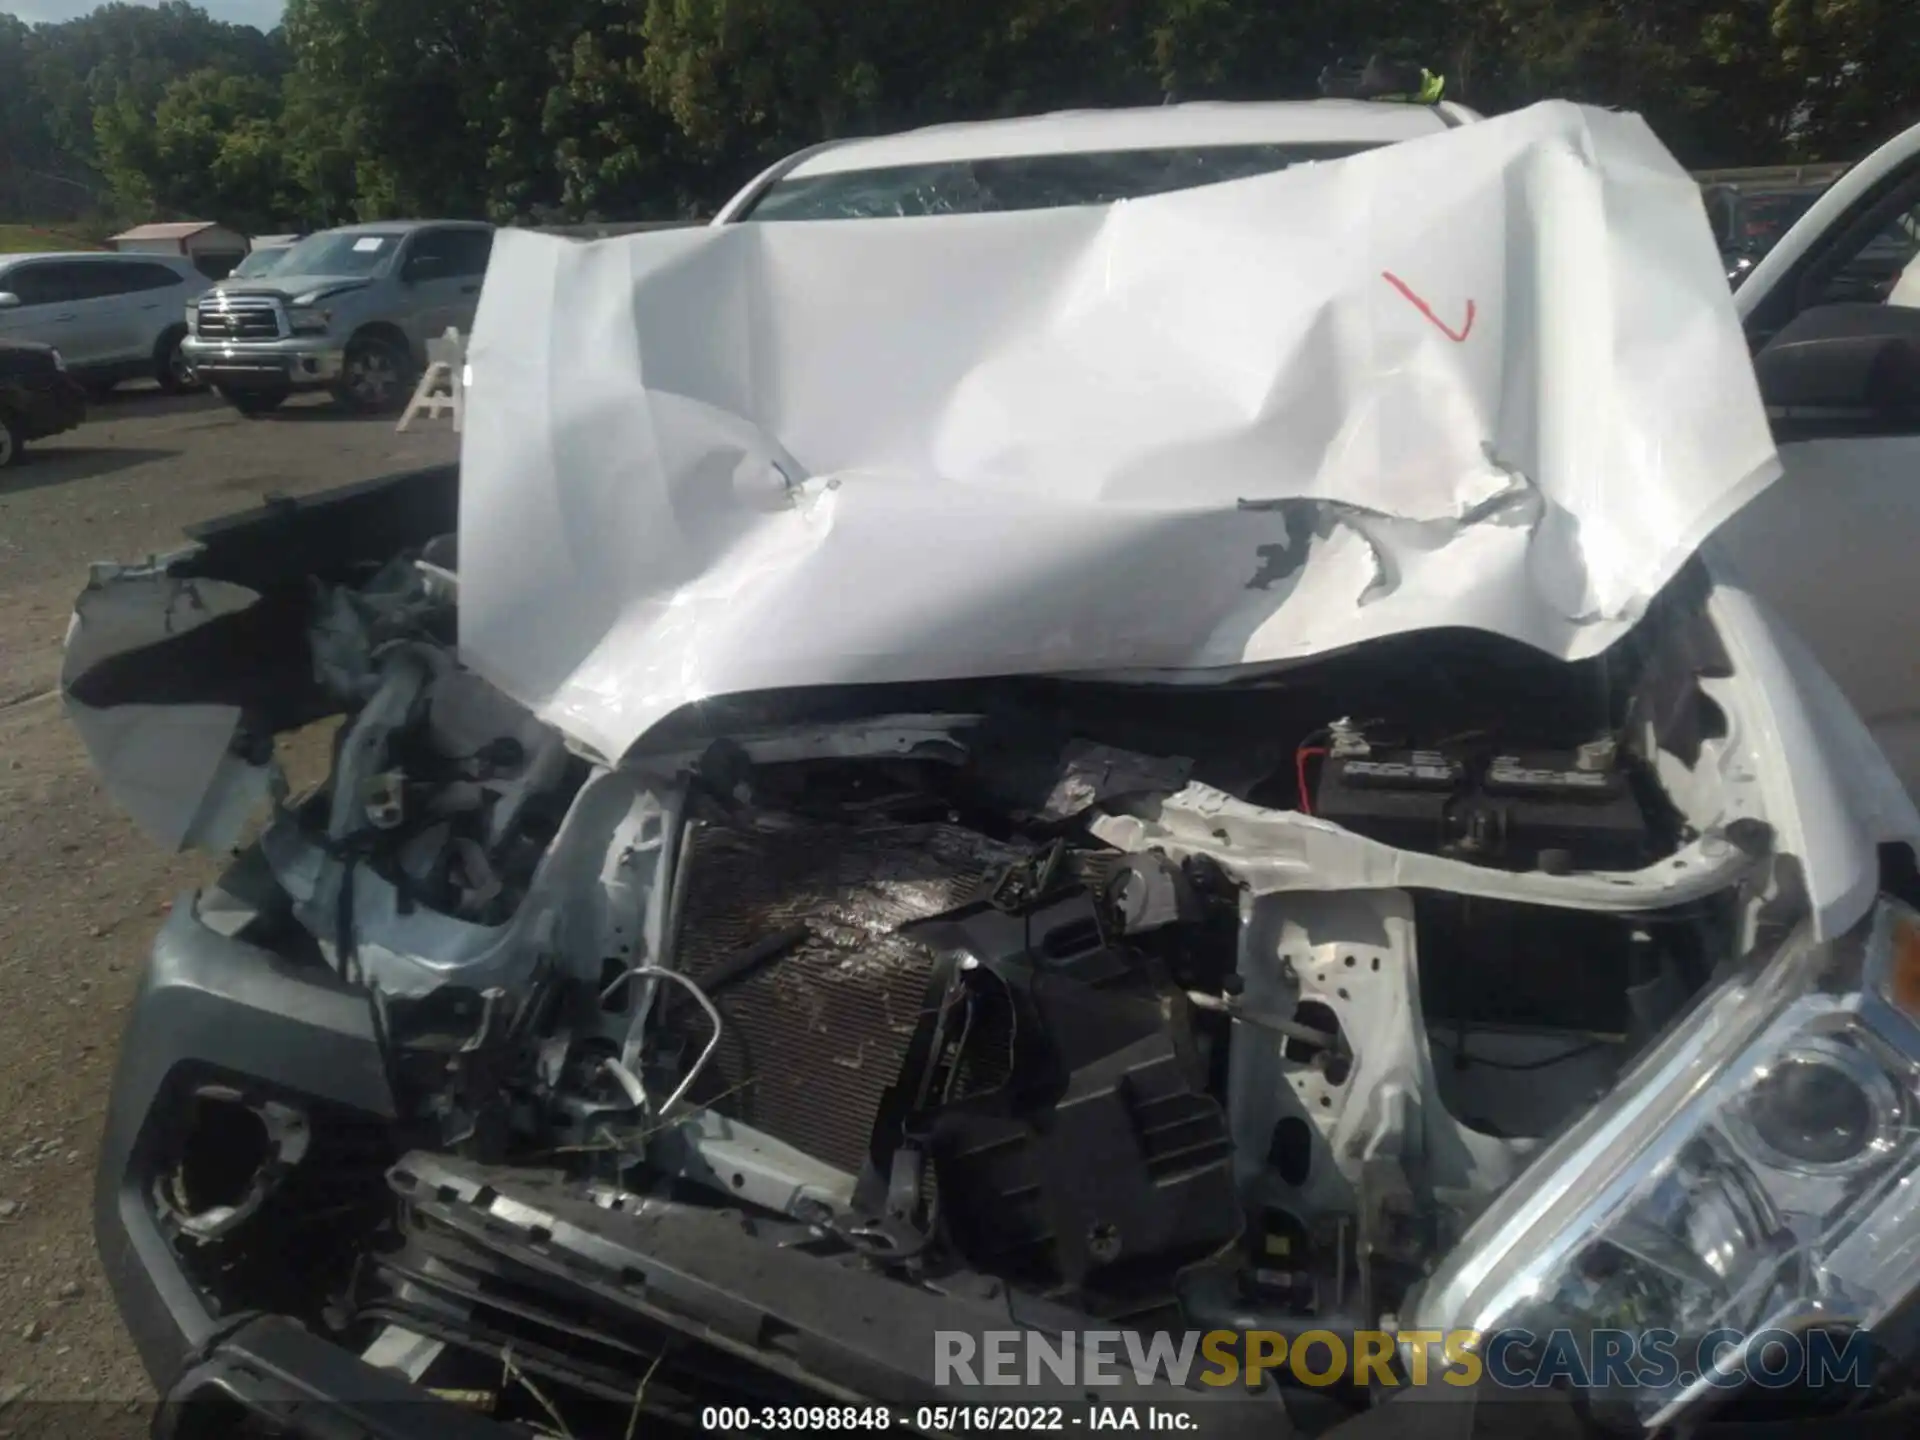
[1039,741,1195,821]
[1086,780,1760,914]
[460,101,1779,762]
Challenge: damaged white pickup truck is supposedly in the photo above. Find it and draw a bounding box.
[63,102,1920,1439]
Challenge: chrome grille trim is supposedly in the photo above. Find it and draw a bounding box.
[195,294,284,341]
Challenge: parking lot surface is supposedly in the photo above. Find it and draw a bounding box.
[0,387,456,1407]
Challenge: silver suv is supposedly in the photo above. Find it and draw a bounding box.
[183,220,494,416]
[0,252,210,394]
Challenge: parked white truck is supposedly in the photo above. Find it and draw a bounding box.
[62,97,1920,1439]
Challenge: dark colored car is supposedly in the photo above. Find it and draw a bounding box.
[1707,184,1829,285]
[0,339,85,468]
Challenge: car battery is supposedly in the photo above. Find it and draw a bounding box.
[1312,749,1466,855]
[1475,750,1649,872]
[1313,743,1649,873]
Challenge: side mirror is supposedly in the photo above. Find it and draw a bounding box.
[1754,303,1920,431]
[0,292,19,310]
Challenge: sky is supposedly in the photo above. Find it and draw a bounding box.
[3,0,281,26]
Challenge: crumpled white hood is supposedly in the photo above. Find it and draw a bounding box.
[459,100,1779,763]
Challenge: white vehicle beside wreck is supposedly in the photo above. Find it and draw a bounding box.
[58,99,1920,1438]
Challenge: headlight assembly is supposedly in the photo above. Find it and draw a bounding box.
[288,308,331,336]
[1410,899,1920,1427]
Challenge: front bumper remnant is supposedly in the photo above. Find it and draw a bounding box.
[93,894,395,1384]
[180,336,345,390]
[158,1316,513,1440]
[378,1151,1286,1427]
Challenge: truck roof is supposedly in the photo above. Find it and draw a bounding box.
[785,99,1468,179]
[1,251,138,264]
[316,219,493,236]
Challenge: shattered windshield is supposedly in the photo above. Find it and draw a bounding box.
[743,142,1382,220]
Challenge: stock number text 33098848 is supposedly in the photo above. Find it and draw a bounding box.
[701,1405,1077,1431]
[701,1407,896,1431]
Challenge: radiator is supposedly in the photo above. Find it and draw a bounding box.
[669,820,1022,1176]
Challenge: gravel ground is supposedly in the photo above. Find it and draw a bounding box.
[0,385,456,1411]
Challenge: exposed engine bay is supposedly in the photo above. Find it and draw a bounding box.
[62,467,1821,1435]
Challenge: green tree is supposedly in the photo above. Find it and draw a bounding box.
[638,0,1171,199]
[282,0,589,221]
[1770,0,1920,159]
[28,2,283,176]
[544,5,706,220]
[1148,0,1467,100]
[278,0,709,222]
[97,67,294,231]
[0,15,76,220]
[16,0,1920,233]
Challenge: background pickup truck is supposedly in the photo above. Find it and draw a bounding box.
[183,220,493,417]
